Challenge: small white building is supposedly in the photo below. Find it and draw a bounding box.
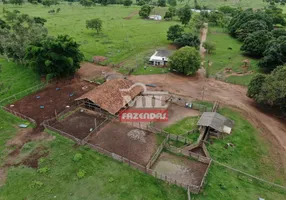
[149,15,162,21]
[149,50,172,66]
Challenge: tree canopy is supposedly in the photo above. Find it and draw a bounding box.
[0,13,48,63]
[247,66,286,114]
[174,33,200,49]
[169,46,201,75]
[240,30,273,57]
[258,36,286,72]
[167,24,184,42]
[177,5,192,26]
[139,5,153,18]
[86,18,103,34]
[228,9,273,38]
[25,35,84,78]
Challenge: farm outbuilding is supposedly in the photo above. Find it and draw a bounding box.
[149,15,162,20]
[197,112,234,135]
[76,79,142,115]
[149,49,173,66]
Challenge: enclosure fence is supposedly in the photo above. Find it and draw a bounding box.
[0,83,47,106]
[1,106,36,124]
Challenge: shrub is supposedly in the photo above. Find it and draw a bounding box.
[73,153,83,162]
[77,169,86,179]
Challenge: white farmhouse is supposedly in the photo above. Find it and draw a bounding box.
[149,15,162,21]
[149,50,172,66]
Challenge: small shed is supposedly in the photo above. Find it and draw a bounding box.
[149,49,172,66]
[149,15,162,21]
[197,112,234,135]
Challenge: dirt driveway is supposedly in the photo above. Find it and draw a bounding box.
[129,73,286,153]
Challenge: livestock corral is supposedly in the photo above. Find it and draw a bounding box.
[2,78,216,194]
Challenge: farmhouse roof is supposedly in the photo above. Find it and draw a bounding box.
[76,79,142,115]
[155,49,172,58]
[197,112,234,133]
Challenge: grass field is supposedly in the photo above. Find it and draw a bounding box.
[188,0,267,9]
[0,3,175,65]
[205,26,260,85]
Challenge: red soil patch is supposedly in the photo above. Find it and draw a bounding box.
[78,62,118,81]
[88,120,158,166]
[8,78,95,124]
[21,146,49,168]
[93,56,108,64]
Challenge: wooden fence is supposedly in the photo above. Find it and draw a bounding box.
[1,106,37,124]
[165,144,211,164]
[0,83,47,106]
[146,134,169,169]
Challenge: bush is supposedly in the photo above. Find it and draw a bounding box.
[73,153,83,162]
[37,167,50,174]
[77,169,86,179]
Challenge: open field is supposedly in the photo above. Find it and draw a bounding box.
[0,4,174,64]
[205,26,260,86]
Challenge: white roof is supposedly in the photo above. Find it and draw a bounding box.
[149,51,169,61]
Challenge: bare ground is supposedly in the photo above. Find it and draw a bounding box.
[88,120,158,166]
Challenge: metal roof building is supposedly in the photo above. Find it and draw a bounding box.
[197,112,234,134]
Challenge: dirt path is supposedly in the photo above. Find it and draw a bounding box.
[200,23,208,58]
[129,73,286,154]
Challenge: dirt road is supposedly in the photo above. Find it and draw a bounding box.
[129,73,286,152]
[200,23,208,57]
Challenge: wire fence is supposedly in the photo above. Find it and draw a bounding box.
[1,106,36,124]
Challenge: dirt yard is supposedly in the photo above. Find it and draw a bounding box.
[154,103,201,129]
[88,120,158,166]
[129,72,286,171]
[53,108,108,140]
[152,152,208,187]
[78,62,119,81]
[8,78,95,124]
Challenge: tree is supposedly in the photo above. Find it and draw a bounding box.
[123,0,132,6]
[79,0,94,7]
[235,20,269,41]
[9,0,24,5]
[203,41,216,54]
[139,5,153,19]
[33,17,47,26]
[3,10,18,23]
[258,36,286,72]
[168,0,176,6]
[241,30,273,57]
[228,9,273,38]
[174,33,200,49]
[169,46,201,75]
[178,5,192,26]
[218,6,241,16]
[86,18,103,34]
[164,12,172,20]
[157,0,166,7]
[0,14,48,63]
[272,29,286,38]
[248,66,286,113]
[167,24,184,42]
[247,74,266,99]
[42,0,58,6]
[25,35,84,78]
[0,18,10,30]
[265,6,286,25]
